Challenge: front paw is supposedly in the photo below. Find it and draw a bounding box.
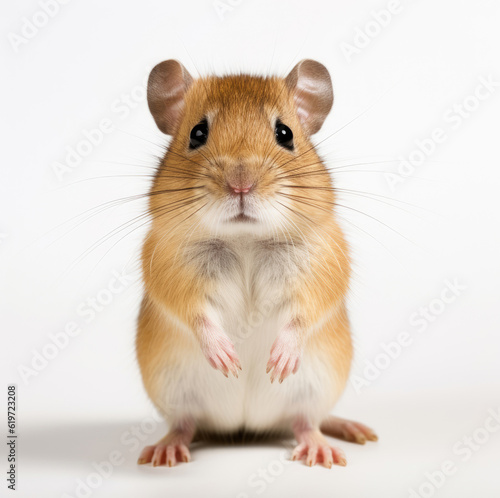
[266,328,302,383]
[200,321,241,378]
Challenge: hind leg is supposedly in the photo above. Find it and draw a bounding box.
[320,415,378,445]
[138,420,195,467]
[291,419,347,468]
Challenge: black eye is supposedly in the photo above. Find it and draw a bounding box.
[275,120,294,150]
[189,119,209,149]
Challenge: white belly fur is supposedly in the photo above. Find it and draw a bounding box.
[157,240,340,433]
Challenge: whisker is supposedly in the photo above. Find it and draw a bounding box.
[32,186,205,255]
[278,192,419,247]
[278,185,434,217]
[333,203,418,247]
[58,194,207,282]
[80,198,209,288]
[274,90,391,175]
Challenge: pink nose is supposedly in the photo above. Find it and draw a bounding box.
[229,182,253,194]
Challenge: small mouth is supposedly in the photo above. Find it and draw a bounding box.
[230,213,256,223]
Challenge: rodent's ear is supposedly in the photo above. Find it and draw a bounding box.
[285,59,333,135]
[147,60,194,135]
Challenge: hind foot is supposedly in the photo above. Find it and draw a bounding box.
[320,415,378,445]
[292,421,346,468]
[138,422,195,467]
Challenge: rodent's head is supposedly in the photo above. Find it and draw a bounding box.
[147,59,334,238]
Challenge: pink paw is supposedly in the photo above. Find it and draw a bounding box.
[200,320,241,378]
[138,442,191,467]
[292,440,346,468]
[266,328,301,383]
[291,427,346,468]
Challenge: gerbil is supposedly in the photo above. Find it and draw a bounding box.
[136,59,377,468]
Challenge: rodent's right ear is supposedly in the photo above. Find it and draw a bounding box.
[285,59,333,135]
[147,60,193,135]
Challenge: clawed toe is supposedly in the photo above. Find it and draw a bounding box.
[266,330,301,383]
[201,323,242,378]
[292,441,346,468]
[320,415,378,445]
[138,443,191,467]
[138,427,194,468]
[291,429,347,468]
[342,421,377,444]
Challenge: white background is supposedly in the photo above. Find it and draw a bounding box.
[2,0,500,497]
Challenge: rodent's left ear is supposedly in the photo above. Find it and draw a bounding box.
[285,59,333,135]
[147,60,193,135]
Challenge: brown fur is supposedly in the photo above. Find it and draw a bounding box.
[137,67,352,423]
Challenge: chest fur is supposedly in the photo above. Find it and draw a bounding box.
[186,238,307,306]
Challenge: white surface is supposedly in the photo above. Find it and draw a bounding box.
[1,0,500,497]
[18,389,500,498]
